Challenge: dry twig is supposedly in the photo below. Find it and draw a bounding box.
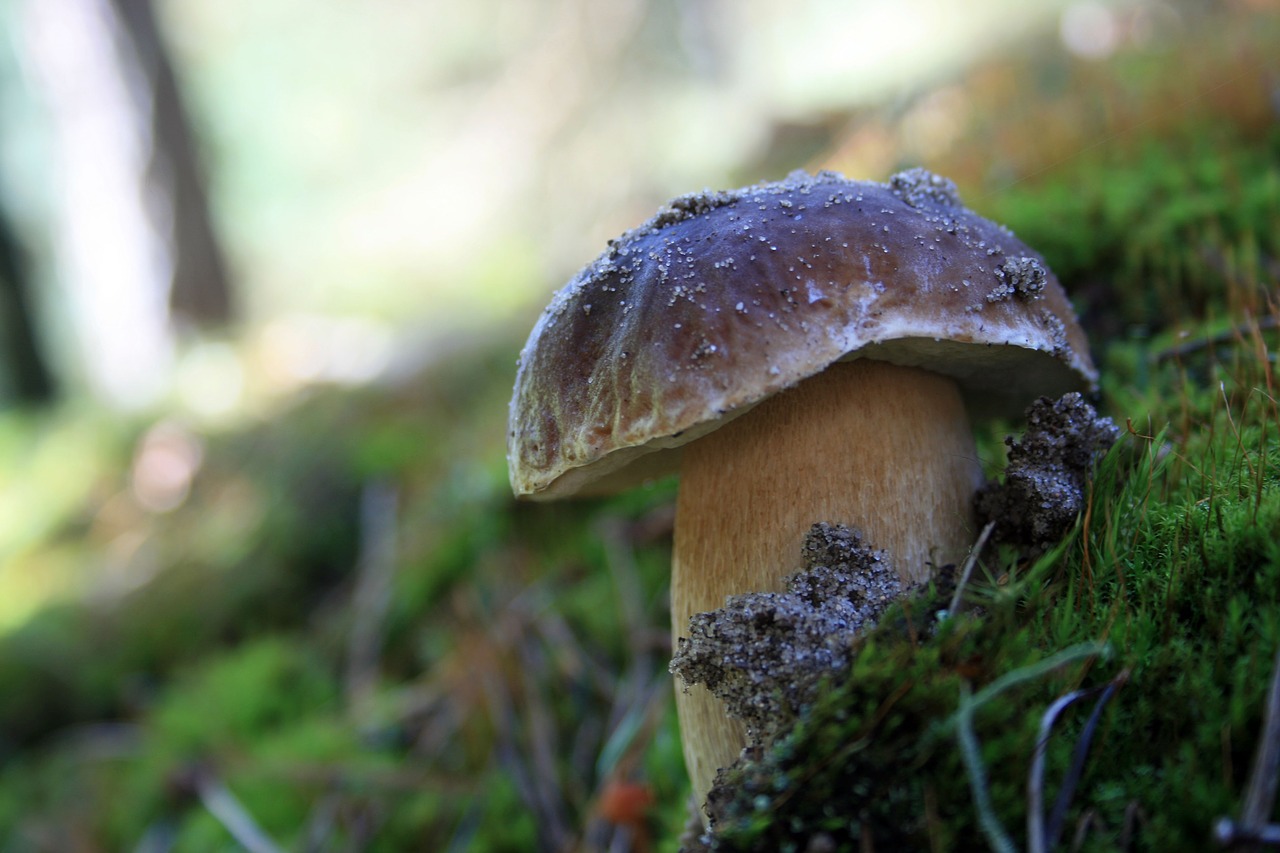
[948,520,997,617]
[1216,646,1280,849]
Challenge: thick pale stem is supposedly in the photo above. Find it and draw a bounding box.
[672,359,983,812]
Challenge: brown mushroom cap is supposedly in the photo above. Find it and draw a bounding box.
[509,168,1096,499]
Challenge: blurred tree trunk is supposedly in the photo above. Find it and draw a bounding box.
[22,0,232,407]
[110,0,233,328]
[0,208,54,404]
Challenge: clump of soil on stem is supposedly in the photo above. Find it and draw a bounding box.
[976,392,1119,555]
[669,524,901,746]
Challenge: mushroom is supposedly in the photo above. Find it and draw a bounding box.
[506,169,1097,810]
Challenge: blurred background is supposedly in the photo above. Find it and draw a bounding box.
[3,0,1271,415]
[0,0,1276,849]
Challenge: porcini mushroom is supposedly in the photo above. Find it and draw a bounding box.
[507,169,1097,810]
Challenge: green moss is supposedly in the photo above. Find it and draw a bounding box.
[990,126,1280,334]
[709,442,1280,849]
[150,638,338,753]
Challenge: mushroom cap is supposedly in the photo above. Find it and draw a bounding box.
[508,169,1097,500]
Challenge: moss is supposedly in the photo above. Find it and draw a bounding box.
[989,125,1280,337]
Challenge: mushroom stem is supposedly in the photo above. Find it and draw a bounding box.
[672,359,983,812]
